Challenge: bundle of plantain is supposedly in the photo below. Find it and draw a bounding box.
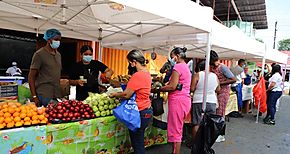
[110,75,131,87]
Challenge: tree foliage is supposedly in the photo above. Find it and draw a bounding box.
[278,39,290,51]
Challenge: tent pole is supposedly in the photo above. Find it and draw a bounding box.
[98,28,103,62]
[256,44,267,123]
[202,32,212,112]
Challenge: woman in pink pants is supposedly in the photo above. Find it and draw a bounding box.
[160,47,191,154]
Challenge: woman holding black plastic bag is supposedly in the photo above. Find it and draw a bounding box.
[158,47,191,154]
[110,50,152,154]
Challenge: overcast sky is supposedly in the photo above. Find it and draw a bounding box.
[255,0,290,49]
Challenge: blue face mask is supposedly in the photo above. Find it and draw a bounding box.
[168,58,176,66]
[50,40,60,49]
[83,55,93,63]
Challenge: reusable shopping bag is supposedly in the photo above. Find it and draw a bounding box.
[113,93,141,132]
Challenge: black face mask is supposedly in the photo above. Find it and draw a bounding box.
[128,65,137,75]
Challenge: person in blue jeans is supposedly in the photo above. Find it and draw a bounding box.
[110,50,152,154]
[231,59,246,115]
[264,64,283,125]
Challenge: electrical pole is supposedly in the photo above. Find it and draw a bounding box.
[273,21,278,49]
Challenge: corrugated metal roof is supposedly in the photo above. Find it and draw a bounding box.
[197,0,268,29]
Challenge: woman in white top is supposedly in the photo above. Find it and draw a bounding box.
[264,64,283,125]
[190,60,220,140]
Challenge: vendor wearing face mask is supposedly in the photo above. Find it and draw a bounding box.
[160,51,175,83]
[69,45,113,101]
[28,28,62,107]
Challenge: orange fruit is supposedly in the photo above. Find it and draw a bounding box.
[15,121,22,127]
[32,120,39,125]
[13,112,20,117]
[32,115,38,121]
[24,117,30,122]
[45,114,49,118]
[4,112,11,118]
[4,117,12,123]
[14,117,21,122]
[24,121,31,126]
[15,108,20,112]
[20,113,26,119]
[2,108,8,113]
[0,124,4,129]
[27,112,33,117]
[0,117,4,124]
[8,108,15,114]
[40,120,47,124]
[32,112,38,116]
[6,122,14,128]
[0,111,4,117]
[15,102,22,107]
[2,104,8,108]
[38,115,45,120]
[37,109,44,115]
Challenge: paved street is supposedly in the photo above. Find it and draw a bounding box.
[146,96,290,154]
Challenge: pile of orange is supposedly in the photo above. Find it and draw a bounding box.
[0,102,48,129]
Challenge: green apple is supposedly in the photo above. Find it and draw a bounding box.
[109,99,115,104]
[104,105,108,110]
[109,104,114,109]
[99,101,104,106]
[99,106,104,111]
[101,111,107,117]
[104,100,109,104]
[95,111,101,117]
[93,106,98,112]
[110,110,113,115]
[92,101,98,106]
[106,110,110,116]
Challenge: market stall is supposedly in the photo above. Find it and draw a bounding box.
[0,0,215,154]
[0,117,166,154]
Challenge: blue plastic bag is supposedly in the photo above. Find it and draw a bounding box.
[113,93,141,132]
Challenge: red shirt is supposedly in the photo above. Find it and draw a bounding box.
[127,71,152,111]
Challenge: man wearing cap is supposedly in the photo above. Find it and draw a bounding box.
[28,28,62,107]
[6,62,22,76]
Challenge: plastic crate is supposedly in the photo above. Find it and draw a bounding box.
[0,84,18,97]
[223,20,254,37]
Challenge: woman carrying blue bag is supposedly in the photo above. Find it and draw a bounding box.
[110,49,152,154]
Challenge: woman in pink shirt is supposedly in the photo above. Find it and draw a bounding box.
[159,47,192,154]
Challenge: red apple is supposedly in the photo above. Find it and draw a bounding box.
[57,113,63,119]
[59,109,64,114]
[84,104,90,108]
[56,105,62,110]
[63,112,68,118]
[81,115,85,118]
[69,113,74,118]
[66,117,71,121]
[62,117,66,121]
[52,113,57,118]
[57,102,62,106]
[84,112,89,115]
[48,117,53,122]
[75,106,80,111]
[85,114,91,119]
[70,107,74,111]
[91,114,96,118]
[72,117,76,121]
[72,102,77,107]
[80,109,84,113]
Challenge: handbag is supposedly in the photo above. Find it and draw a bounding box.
[113,93,141,132]
[151,92,164,116]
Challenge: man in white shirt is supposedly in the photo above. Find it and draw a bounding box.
[231,59,246,113]
[6,62,22,76]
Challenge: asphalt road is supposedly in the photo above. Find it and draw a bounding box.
[146,95,290,154]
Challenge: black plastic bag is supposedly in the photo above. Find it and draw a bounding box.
[151,92,164,116]
[191,114,226,154]
[152,118,167,130]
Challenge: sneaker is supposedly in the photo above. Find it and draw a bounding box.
[215,135,225,143]
[265,119,275,125]
[263,116,270,123]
